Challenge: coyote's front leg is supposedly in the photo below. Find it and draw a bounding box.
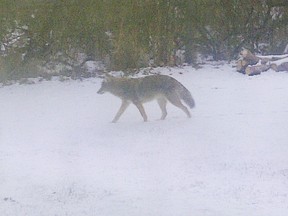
[112,100,130,123]
[133,101,148,122]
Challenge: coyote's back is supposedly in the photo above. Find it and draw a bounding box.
[97,75,195,122]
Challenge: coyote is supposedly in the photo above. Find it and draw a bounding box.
[97,75,195,123]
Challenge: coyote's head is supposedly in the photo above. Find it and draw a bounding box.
[97,76,113,94]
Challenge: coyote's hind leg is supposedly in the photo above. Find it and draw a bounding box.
[157,97,168,120]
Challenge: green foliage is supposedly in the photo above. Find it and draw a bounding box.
[1,0,288,80]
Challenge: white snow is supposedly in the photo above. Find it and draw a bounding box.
[1,64,288,216]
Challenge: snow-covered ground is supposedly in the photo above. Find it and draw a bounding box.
[1,64,288,216]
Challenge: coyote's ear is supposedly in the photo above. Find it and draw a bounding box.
[104,73,114,82]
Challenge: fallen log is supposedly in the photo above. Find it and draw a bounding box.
[237,48,288,75]
[245,64,270,76]
[270,62,288,72]
[240,49,260,65]
[236,60,249,73]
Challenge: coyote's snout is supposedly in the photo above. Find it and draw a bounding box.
[97,75,195,123]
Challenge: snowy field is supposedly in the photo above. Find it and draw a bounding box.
[1,64,288,216]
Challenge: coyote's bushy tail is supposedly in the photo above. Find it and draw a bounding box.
[178,84,195,109]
